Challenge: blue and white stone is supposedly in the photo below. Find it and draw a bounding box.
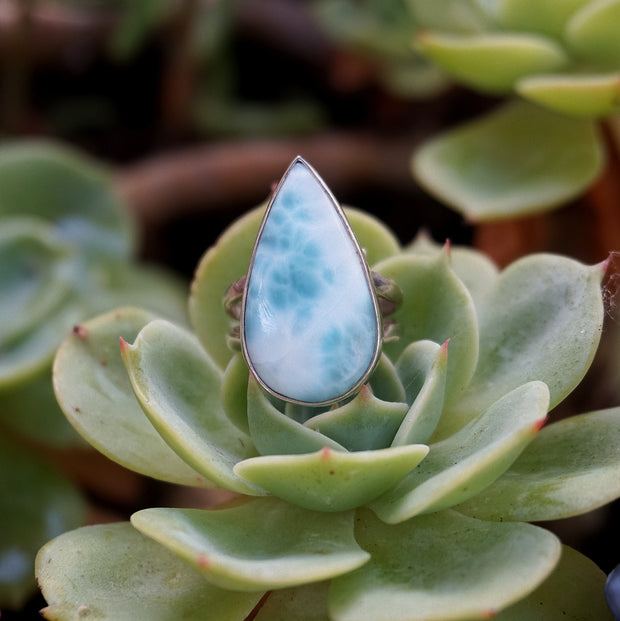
[242,157,381,405]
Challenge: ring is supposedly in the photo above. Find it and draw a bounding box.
[224,156,401,406]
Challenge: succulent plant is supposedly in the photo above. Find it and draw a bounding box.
[0,140,187,609]
[607,564,620,620]
[37,180,620,620]
[406,0,620,220]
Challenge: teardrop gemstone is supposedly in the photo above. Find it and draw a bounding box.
[242,157,381,405]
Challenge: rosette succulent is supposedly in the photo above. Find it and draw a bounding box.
[39,201,620,620]
[0,140,187,609]
[405,0,620,220]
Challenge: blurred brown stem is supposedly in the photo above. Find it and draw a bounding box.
[115,132,416,227]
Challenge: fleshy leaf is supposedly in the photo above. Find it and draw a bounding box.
[393,340,448,445]
[0,140,134,260]
[131,498,370,591]
[122,319,261,495]
[234,445,429,512]
[53,307,209,486]
[374,251,478,407]
[36,522,261,621]
[494,545,613,620]
[246,377,344,455]
[370,381,549,524]
[406,233,499,309]
[566,0,620,64]
[305,385,408,451]
[221,352,250,434]
[488,0,590,37]
[0,437,85,610]
[416,32,567,93]
[328,509,561,621]
[517,72,620,118]
[456,255,604,418]
[254,582,331,621]
[0,218,73,347]
[189,206,400,370]
[409,0,491,33]
[0,370,83,447]
[412,100,604,220]
[455,407,620,521]
[368,353,407,403]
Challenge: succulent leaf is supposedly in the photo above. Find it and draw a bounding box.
[517,72,620,118]
[0,140,134,261]
[131,498,370,591]
[488,0,591,37]
[455,407,620,521]
[408,0,491,33]
[566,0,620,64]
[375,252,478,407]
[0,218,74,347]
[415,32,568,93]
[412,100,604,220]
[234,444,429,512]
[456,254,604,417]
[406,233,500,309]
[53,307,209,486]
[189,206,400,370]
[246,376,345,455]
[367,353,407,403]
[494,545,614,620]
[122,318,262,494]
[305,385,408,452]
[36,522,261,621]
[370,381,548,523]
[328,508,561,621]
[0,437,85,610]
[393,340,448,445]
[221,352,251,433]
[254,582,331,621]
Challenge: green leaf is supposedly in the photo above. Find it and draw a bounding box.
[370,381,548,523]
[517,72,620,118]
[405,234,500,309]
[53,307,209,486]
[412,100,604,220]
[305,385,408,451]
[566,0,620,64]
[368,353,407,403]
[456,255,604,417]
[221,352,251,434]
[254,582,331,621]
[456,407,620,521]
[0,294,81,389]
[0,370,83,446]
[416,32,567,93]
[131,498,370,591]
[488,0,590,37]
[0,218,74,346]
[83,262,188,325]
[109,0,172,60]
[36,522,261,621]
[0,437,85,610]
[0,140,134,260]
[246,377,344,456]
[408,0,491,33]
[375,251,478,407]
[393,340,448,445]
[234,444,429,512]
[122,319,261,495]
[328,509,561,621]
[494,545,614,620]
[189,206,400,370]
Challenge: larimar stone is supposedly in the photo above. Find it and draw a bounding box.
[242,156,381,405]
